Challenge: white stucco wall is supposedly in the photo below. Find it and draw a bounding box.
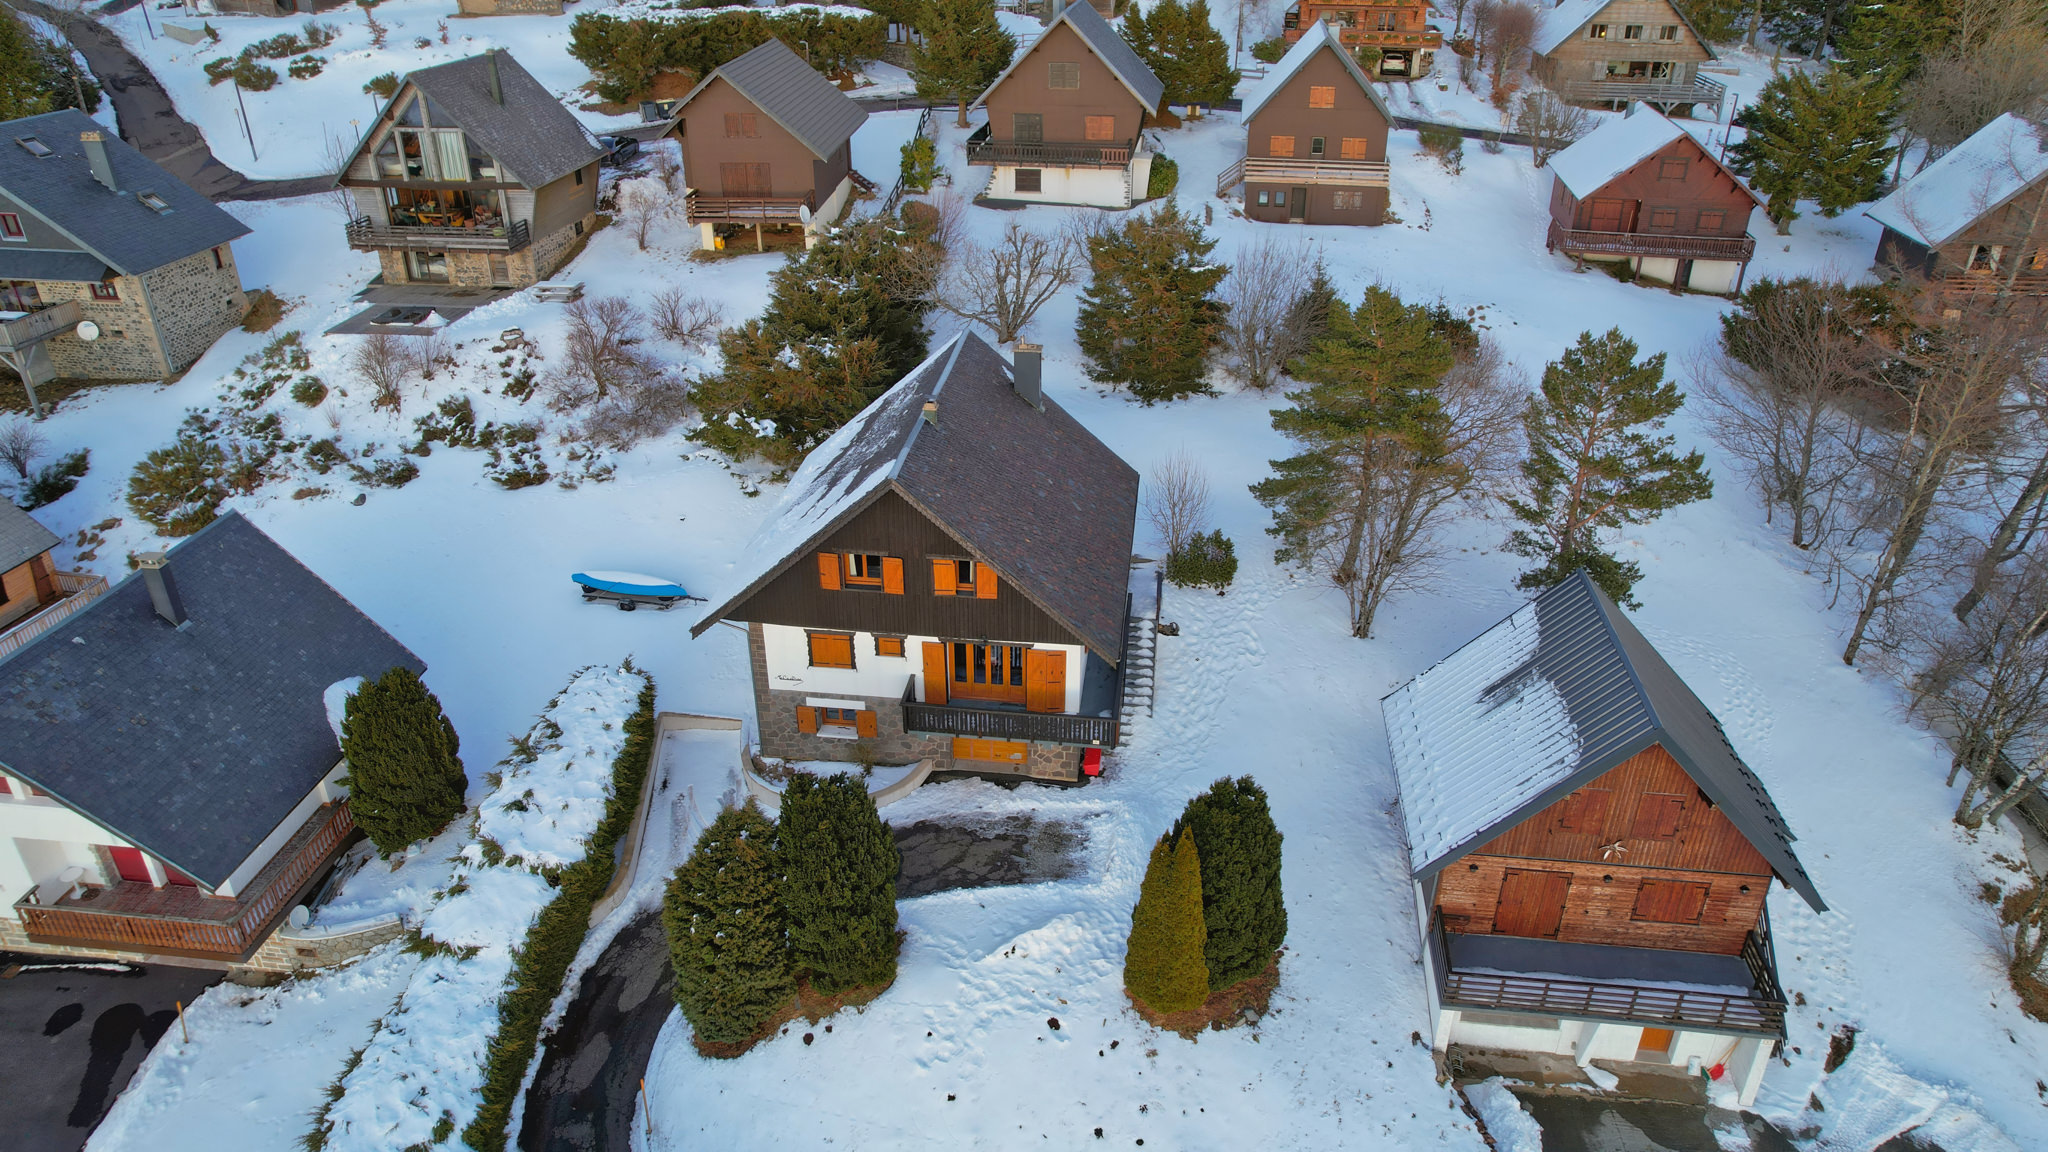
[1438,1010,1776,1105]
[1,776,132,913]
[987,157,1144,208]
[760,622,1085,713]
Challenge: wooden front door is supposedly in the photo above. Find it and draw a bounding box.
[1493,868,1571,938]
[719,162,771,197]
[1636,1027,1675,1060]
[1289,187,1308,222]
[1024,649,1066,713]
[1587,197,1636,233]
[951,642,1027,704]
[922,641,949,705]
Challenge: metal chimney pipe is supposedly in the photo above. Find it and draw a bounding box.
[921,400,938,426]
[1013,343,1044,409]
[136,552,188,628]
[80,132,117,193]
[487,50,503,105]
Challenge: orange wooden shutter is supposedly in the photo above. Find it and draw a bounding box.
[1308,85,1336,108]
[1024,649,1066,713]
[1084,115,1115,141]
[975,564,998,599]
[1555,788,1612,833]
[881,557,905,594]
[796,706,820,733]
[930,558,956,596]
[1340,137,1370,160]
[922,642,948,704]
[855,710,879,738]
[1269,135,1295,158]
[817,552,841,590]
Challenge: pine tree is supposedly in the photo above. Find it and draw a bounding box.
[1076,201,1228,404]
[339,667,467,855]
[665,800,794,1047]
[1832,0,1951,93]
[1123,830,1209,1015]
[0,15,53,123]
[1170,777,1285,991]
[911,0,1017,127]
[1122,0,1237,113]
[779,772,901,995]
[1507,329,1713,607]
[1728,66,1896,233]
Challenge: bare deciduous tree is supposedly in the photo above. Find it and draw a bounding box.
[350,334,420,411]
[1900,27,2048,163]
[651,146,682,194]
[1143,450,1212,560]
[1219,237,1316,391]
[0,417,46,479]
[621,185,666,252]
[547,296,669,411]
[1485,2,1537,97]
[650,287,724,350]
[1514,91,1592,169]
[1912,554,2048,828]
[937,220,1080,344]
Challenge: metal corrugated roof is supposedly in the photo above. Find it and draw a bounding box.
[673,38,868,160]
[0,501,58,574]
[399,52,606,187]
[974,2,1165,114]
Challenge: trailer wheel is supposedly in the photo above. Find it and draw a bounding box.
[618,600,637,612]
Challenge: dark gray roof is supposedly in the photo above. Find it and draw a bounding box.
[0,110,250,277]
[0,512,425,888]
[976,1,1165,113]
[693,333,1139,661]
[672,39,867,160]
[400,52,604,187]
[0,501,58,573]
[0,248,110,282]
[1382,570,1825,912]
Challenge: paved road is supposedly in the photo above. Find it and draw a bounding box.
[1514,1092,1801,1152]
[0,954,220,1152]
[518,909,673,1152]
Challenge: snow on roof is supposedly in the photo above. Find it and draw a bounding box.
[1866,113,2048,248]
[599,1,878,22]
[1547,105,1685,199]
[1532,0,1610,56]
[1239,21,1391,123]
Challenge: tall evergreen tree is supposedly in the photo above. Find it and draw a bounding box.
[1728,66,1896,233]
[910,0,1016,127]
[665,800,794,1047]
[1122,0,1238,112]
[1123,830,1209,1015]
[1170,777,1285,991]
[339,667,467,855]
[0,15,53,122]
[1507,329,1713,607]
[1832,0,1950,92]
[1077,201,1228,403]
[779,772,900,995]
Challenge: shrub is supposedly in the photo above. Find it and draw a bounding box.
[899,135,938,193]
[234,59,279,91]
[339,666,467,856]
[1170,777,1286,991]
[1167,529,1236,592]
[350,457,419,488]
[288,54,325,80]
[203,57,236,84]
[569,8,886,104]
[415,394,479,447]
[126,435,226,536]
[363,71,400,98]
[1146,154,1178,199]
[1417,125,1464,174]
[302,18,338,47]
[18,449,87,511]
[485,423,550,489]
[780,772,900,995]
[1124,830,1208,1015]
[240,287,287,332]
[666,801,794,1048]
[249,32,306,59]
[1250,36,1287,64]
[304,437,347,474]
[290,376,328,406]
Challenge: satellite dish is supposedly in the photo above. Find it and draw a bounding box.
[798,203,813,226]
[288,905,311,930]
[74,320,100,342]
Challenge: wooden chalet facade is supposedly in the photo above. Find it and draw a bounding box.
[1383,571,1824,1107]
[1280,0,1441,79]
[664,39,869,252]
[969,3,1163,210]
[692,335,1139,786]
[1866,113,2048,303]
[1531,0,1724,120]
[0,502,104,663]
[1544,105,1759,294]
[1219,22,1392,225]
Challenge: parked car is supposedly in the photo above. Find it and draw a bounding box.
[599,135,641,168]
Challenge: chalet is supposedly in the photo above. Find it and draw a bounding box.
[663,39,869,254]
[333,51,603,331]
[968,2,1163,210]
[1219,21,1392,226]
[0,501,104,661]
[1544,104,1759,294]
[691,334,1139,786]
[1530,0,1724,120]
[0,110,250,395]
[1866,113,2048,302]
[1383,571,1824,1107]
[0,513,423,969]
[1280,0,1441,80]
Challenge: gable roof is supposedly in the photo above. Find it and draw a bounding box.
[377,51,603,188]
[0,501,58,574]
[692,333,1139,661]
[1381,570,1824,912]
[1533,0,1717,58]
[1866,113,2048,248]
[671,38,868,160]
[1547,104,1757,207]
[1239,20,1392,124]
[973,1,1165,113]
[0,513,424,889]
[0,109,250,278]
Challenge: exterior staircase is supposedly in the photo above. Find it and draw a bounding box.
[1117,570,1163,742]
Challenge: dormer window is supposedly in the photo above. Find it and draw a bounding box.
[138,191,171,214]
[15,137,50,158]
[0,213,22,241]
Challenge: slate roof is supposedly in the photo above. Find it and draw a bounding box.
[0,501,58,574]
[1381,570,1825,912]
[395,52,604,187]
[0,249,110,282]
[1240,20,1392,124]
[1533,0,1717,59]
[0,109,250,278]
[671,38,868,161]
[1866,113,2048,248]
[0,513,424,889]
[692,333,1139,661]
[1548,104,1757,208]
[974,1,1165,113]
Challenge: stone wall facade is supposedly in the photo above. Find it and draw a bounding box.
[142,245,249,374]
[0,911,404,981]
[33,245,245,381]
[371,214,592,292]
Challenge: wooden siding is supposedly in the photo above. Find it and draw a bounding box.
[1241,45,1389,226]
[1530,0,1711,86]
[1437,854,1769,954]
[1878,176,2048,293]
[675,76,834,199]
[721,488,1087,648]
[983,21,1148,145]
[1548,132,1757,238]
[530,164,598,236]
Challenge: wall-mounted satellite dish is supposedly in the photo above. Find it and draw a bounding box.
[74,320,100,342]
[798,203,813,226]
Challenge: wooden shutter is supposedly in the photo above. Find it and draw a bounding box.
[1084,115,1115,142]
[1269,135,1296,158]
[817,552,842,590]
[808,632,854,668]
[1025,649,1066,713]
[1340,137,1370,160]
[881,557,905,594]
[1632,879,1710,924]
[1630,794,1686,839]
[797,706,820,733]
[1308,85,1336,108]
[975,564,998,599]
[1494,869,1571,937]
[930,558,957,596]
[855,710,879,738]
[1554,787,1613,833]
[922,641,949,705]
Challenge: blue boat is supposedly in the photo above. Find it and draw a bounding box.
[572,571,694,611]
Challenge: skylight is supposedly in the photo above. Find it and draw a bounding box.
[15,137,50,158]
[137,191,171,214]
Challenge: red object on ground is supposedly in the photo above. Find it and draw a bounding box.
[1709,1063,1727,1080]
[1083,749,1103,776]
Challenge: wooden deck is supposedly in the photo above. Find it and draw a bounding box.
[901,682,1120,748]
[0,571,108,661]
[1218,156,1392,195]
[1548,220,1756,263]
[965,125,1135,169]
[683,190,817,224]
[345,216,531,253]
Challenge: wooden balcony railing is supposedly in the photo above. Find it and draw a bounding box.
[14,799,355,961]
[1219,155,1392,194]
[1548,220,1756,263]
[901,681,1120,748]
[1544,75,1726,118]
[0,570,107,661]
[345,216,531,253]
[0,299,84,355]
[966,125,1135,169]
[684,189,817,223]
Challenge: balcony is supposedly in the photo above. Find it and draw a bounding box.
[1218,155,1391,195]
[684,189,818,224]
[0,298,83,356]
[965,124,1135,169]
[901,675,1121,749]
[1544,74,1727,119]
[1548,220,1756,264]
[0,570,108,661]
[13,800,356,961]
[345,216,531,254]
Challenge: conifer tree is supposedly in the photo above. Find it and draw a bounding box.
[1507,329,1713,607]
[1728,67,1896,233]
[1122,0,1238,113]
[1123,830,1209,1015]
[665,800,794,1047]
[339,667,467,855]
[1077,201,1228,404]
[911,0,1017,127]
[0,16,52,122]
[1170,777,1285,991]
[779,772,900,995]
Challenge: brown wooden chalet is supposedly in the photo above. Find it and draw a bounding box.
[1866,113,2048,303]
[691,334,1139,786]
[663,38,869,253]
[1544,104,1760,295]
[1383,570,1824,1105]
[1531,0,1724,120]
[1281,0,1441,79]
[1219,21,1392,225]
[0,501,104,663]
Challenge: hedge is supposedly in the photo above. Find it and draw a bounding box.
[460,669,658,1152]
[568,6,886,103]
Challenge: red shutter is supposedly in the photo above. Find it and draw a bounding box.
[108,846,151,883]
[817,552,841,590]
[881,557,904,595]
[1631,795,1686,839]
[855,710,879,738]
[797,706,820,734]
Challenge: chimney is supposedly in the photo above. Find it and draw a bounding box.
[136,552,188,628]
[1012,343,1044,409]
[487,50,503,106]
[921,400,938,426]
[81,131,116,193]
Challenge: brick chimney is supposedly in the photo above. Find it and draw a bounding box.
[1012,343,1044,410]
[136,552,187,628]
[81,131,116,193]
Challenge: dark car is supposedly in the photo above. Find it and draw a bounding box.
[599,135,641,168]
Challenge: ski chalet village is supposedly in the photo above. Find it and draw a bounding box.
[2,0,2048,1146]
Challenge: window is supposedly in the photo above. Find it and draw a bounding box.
[1649,208,1678,230]
[1659,24,1680,39]
[1658,156,1689,180]
[1969,244,2004,272]
[1012,113,1044,143]
[1310,136,1326,157]
[1014,168,1042,193]
[1632,879,1710,924]
[1553,787,1612,833]
[108,846,152,884]
[1340,137,1371,160]
[1256,190,1270,206]
[1320,9,1355,26]
[807,632,855,669]
[930,557,996,598]
[1649,60,1675,79]
[1333,189,1367,210]
[1084,115,1116,142]
[137,191,171,214]
[89,281,119,301]
[1374,11,1396,29]
[0,213,21,240]
[1623,23,1643,38]
[212,245,225,269]
[1269,135,1296,158]
[1697,209,1725,232]
[875,635,907,658]
[1631,794,1686,839]
[1049,61,1080,89]
[1587,23,1609,38]
[724,113,760,138]
[844,552,886,586]
[574,169,584,186]
[1309,85,1336,109]
[408,251,449,283]
[819,706,861,730]
[15,136,50,158]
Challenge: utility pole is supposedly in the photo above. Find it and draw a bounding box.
[233,77,256,162]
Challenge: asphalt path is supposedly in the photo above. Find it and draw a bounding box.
[518,908,673,1152]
